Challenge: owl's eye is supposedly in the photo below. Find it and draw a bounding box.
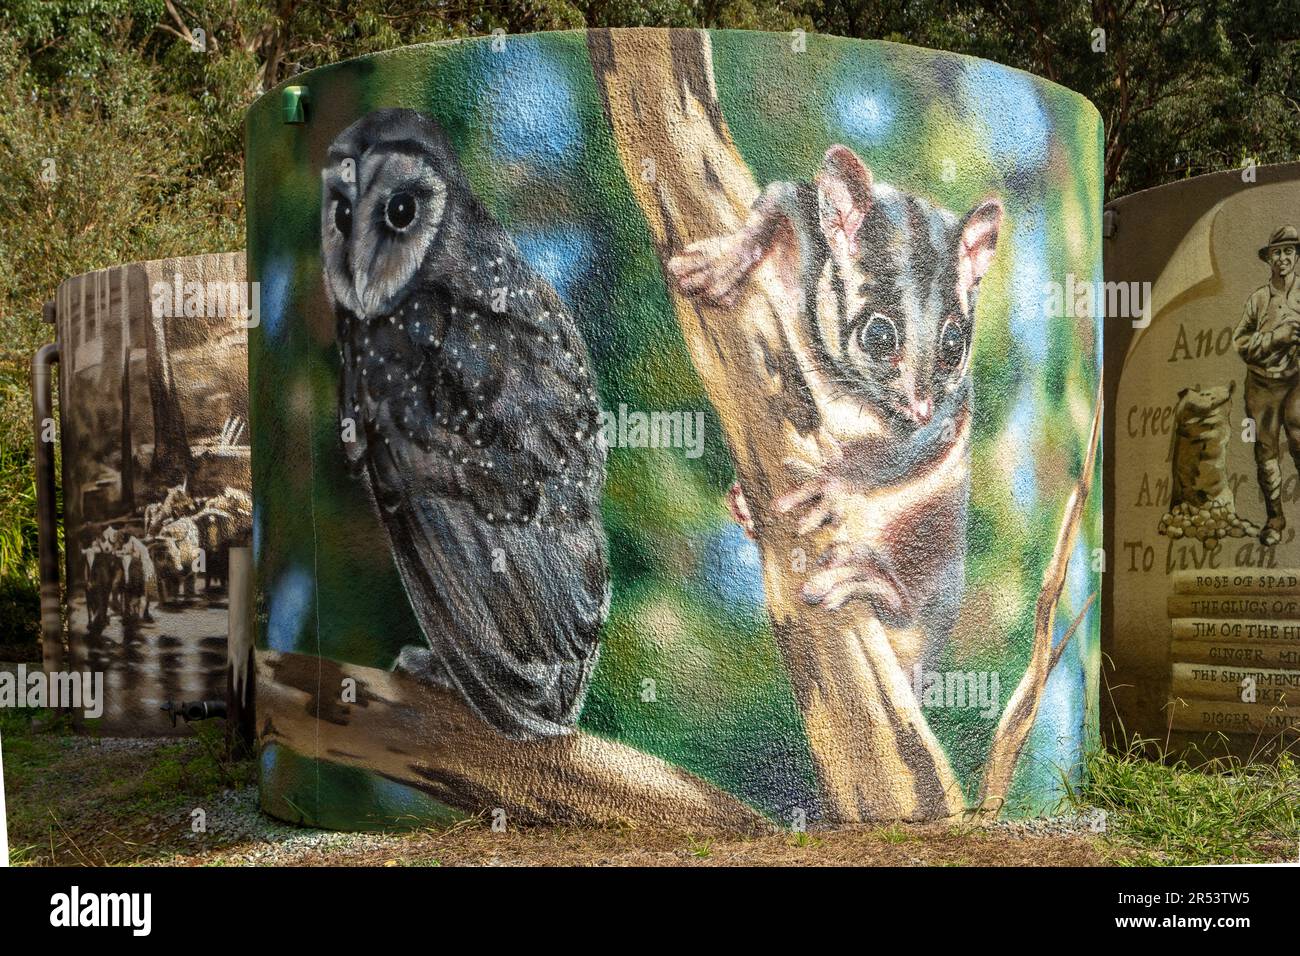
[858,313,900,361]
[937,317,966,374]
[334,198,352,238]
[385,192,418,231]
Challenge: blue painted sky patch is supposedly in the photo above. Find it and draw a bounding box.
[962,61,1051,169]
[474,38,580,169]
[833,84,897,146]
[514,227,594,301]
[1008,379,1041,511]
[252,500,263,563]
[266,564,314,653]
[1008,216,1052,365]
[1092,259,1105,374]
[695,522,766,615]
[1023,658,1087,794]
[1066,536,1092,616]
[256,255,293,342]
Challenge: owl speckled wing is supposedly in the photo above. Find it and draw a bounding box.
[321,109,609,740]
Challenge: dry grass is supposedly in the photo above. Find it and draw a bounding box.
[165,821,1115,868]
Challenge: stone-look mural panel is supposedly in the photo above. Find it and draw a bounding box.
[247,28,1103,829]
[1104,164,1300,754]
[51,253,251,735]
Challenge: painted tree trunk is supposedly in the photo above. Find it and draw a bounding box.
[588,28,1099,819]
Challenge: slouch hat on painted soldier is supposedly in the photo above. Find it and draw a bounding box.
[1259,225,1300,260]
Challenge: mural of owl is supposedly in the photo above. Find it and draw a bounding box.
[320,109,609,741]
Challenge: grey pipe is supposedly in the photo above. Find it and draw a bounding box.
[160,699,227,726]
[30,339,63,675]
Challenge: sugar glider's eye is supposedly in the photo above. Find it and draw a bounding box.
[334,197,353,239]
[937,317,965,374]
[858,313,900,361]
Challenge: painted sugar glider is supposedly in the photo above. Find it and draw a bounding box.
[668,145,1003,673]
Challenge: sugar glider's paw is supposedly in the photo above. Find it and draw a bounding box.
[667,235,763,307]
[798,543,910,619]
[770,438,853,537]
[727,482,758,540]
[771,474,849,536]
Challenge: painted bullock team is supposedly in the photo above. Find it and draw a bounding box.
[80,481,252,636]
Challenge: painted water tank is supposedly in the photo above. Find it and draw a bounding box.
[35,253,252,735]
[246,28,1104,829]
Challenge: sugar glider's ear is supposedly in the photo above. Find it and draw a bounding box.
[816,145,873,256]
[957,199,1004,309]
[1177,387,1191,399]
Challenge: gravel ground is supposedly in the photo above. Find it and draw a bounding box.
[992,806,1109,837]
[154,786,419,866]
[59,735,175,754]
[152,785,1116,866]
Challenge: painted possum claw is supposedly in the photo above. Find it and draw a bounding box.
[801,547,909,617]
[667,236,762,307]
[771,436,852,535]
[727,482,758,540]
[772,476,845,535]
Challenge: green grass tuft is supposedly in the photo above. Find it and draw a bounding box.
[1071,734,1300,866]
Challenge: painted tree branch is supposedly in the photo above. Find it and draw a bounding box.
[978,389,1103,810]
[256,650,767,830]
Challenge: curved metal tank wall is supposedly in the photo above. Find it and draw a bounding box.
[1103,163,1300,755]
[246,28,1104,829]
[49,252,251,736]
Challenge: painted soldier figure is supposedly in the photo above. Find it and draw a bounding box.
[1234,225,1300,545]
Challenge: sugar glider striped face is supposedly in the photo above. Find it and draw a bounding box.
[669,145,1001,439]
[810,146,1003,433]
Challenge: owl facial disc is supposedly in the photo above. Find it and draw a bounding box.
[321,115,451,321]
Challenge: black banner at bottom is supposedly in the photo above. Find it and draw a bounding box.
[0,863,1292,941]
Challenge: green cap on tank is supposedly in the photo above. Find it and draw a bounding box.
[281,86,309,124]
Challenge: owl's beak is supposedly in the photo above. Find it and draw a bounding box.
[347,240,394,320]
[350,265,388,321]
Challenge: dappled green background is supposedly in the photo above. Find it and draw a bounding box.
[247,29,1102,827]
